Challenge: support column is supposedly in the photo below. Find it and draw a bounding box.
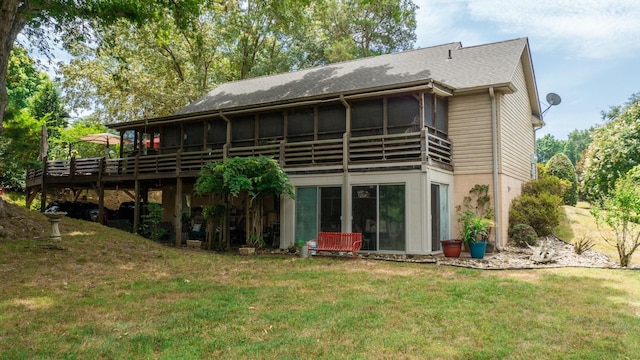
[98,185,105,225]
[133,180,140,233]
[174,177,183,246]
[40,157,47,211]
[40,185,47,211]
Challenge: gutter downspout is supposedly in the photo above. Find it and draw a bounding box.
[489,87,503,252]
[340,95,352,233]
[218,112,232,161]
[532,119,544,179]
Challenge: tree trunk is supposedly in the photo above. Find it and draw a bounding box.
[0,198,7,218]
[0,0,29,132]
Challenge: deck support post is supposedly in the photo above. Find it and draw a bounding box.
[98,185,105,224]
[97,158,105,224]
[175,177,183,247]
[133,180,140,233]
[39,157,47,211]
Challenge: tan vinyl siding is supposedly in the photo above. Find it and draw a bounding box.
[448,93,493,174]
[499,60,535,181]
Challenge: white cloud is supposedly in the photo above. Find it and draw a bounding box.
[413,0,640,58]
[414,1,485,46]
[466,0,640,58]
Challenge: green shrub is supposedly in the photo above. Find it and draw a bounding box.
[521,176,568,198]
[546,153,578,206]
[509,191,562,237]
[508,223,538,247]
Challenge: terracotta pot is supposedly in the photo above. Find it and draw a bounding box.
[441,239,463,257]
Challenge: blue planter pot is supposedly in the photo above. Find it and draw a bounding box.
[468,241,487,259]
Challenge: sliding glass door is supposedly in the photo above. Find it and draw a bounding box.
[295,187,342,242]
[352,184,405,251]
[431,184,450,251]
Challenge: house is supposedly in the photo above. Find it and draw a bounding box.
[26,37,543,253]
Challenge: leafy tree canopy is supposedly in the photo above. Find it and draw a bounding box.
[536,133,564,164]
[564,128,592,167]
[195,156,294,200]
[5,46,45,115]
[536,129,593,167]
[546,153,578,206]
[582,93,640,201]
[1,0,220,131]
[60,0,417,124]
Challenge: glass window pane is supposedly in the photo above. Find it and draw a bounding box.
[295,187,318,243]
[320,187,342,232]
[439,185,450,240]
[431,184,450,251]
[379,185,405,251]
[352,185,377,250]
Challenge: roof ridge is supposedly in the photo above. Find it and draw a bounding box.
[456,37,528,51]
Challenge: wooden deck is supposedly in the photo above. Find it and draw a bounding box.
[26,130,451,188]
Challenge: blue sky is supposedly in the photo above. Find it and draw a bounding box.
[413,0,640,139]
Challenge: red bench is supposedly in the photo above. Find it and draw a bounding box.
[309,232,362,258]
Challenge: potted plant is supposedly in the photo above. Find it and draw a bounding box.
[457,184,495,258]
[462,215,493,259]
[287,243,298,254]
[240,235,265,255]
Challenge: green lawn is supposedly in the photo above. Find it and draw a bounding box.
[555,203,640,266]
[1,215,640,359]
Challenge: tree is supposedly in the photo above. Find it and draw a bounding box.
[194,156,294,248]
[563,128,592,166]
[29,80,67,139]
[0,0,213,217]
[0,0,217,131]
[317,0,417,62]
[1,48,64,190]
[59,0,418,123]
[590,166,640,267]
[582,94,640,201]
[0,109,43,190]
[546,153,578,206]
[536,133,565,164]
[5,46,44,115]
[47,117,109,160]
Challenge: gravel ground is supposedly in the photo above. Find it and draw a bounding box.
[358,236,634,269]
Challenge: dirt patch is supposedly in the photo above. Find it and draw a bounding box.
[0,199,50,240]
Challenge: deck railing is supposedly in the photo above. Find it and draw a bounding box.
[27,130,451,182]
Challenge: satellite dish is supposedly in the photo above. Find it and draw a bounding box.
[546,93,562,106]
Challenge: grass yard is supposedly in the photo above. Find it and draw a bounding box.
[1,210,639,360]
[555,203,640,266]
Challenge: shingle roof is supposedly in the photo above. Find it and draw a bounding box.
[177,38,529,115]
